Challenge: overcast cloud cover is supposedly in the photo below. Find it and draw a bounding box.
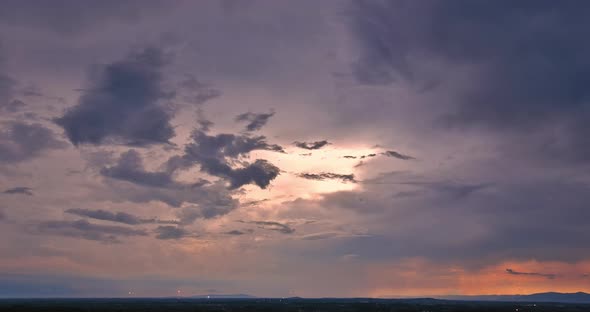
[1,0,590,298]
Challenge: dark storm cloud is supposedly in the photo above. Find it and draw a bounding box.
[297,172,356,183]
[240,220,295,234]
[65,208,179,226]
[0,0,167,35]
[36,219,147,244]
[55,47,175,146]
[0,122,67,163]
[293,140,330,150]
[351,0,590,161]
[154,226,193,240]
[177,130,283,189]
[506,268,556,279]
[382,150,414,160]
[2,186,33,196]
[235,111,275,132]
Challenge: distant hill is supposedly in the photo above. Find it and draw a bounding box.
[190,294,256,299]
[441,292,590,303]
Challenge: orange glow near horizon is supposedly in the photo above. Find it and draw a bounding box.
[366,259,590,297]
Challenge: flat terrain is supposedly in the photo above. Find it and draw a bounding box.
[0,298,589,312]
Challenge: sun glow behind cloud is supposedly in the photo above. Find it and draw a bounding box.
[246,145,379,201]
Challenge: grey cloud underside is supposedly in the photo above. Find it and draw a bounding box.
[0,122,67,163]
[35,219,148,244]
[352,0,590,162]
[293,140,330,150]
[55,47,175,146]
[235,111,275,132]
[65,208,178,226]
[175,130,283,189]
[2,186,33,196]
[506,268,556,280]
[297,172,356,183]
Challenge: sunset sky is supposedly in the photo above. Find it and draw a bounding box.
[1,0,590,298]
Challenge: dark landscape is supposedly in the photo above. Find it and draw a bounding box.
[2,293,590,312]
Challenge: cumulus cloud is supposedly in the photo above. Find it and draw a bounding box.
[297,172,356,183]
[506,268,556,279]
[55,47,175,146]
[235,111,275,131]
[0,122,67,163]
[293,140,330,150]
[65,208,178,225]
[2,186,33,196]
[36,219,148,244]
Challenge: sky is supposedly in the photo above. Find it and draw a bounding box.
[1,0,590,298]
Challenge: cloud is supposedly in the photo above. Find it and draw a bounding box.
[506,268,556,279]
[179,75,222,105]
[359,154,376,159]
[55,47,175,146]
[97,149,238,218]
[225,230,249,236]
[297,172,356,183]
[0,0,168,35]
[0,100,26,113]
[154,226,193,240]
[382,150,414,160]
[177,130,283,189]
[235,111,275,131]
[0,122,67,163]
[293,140,330,150]
[65,208,178,226]
[351,0,590,161]
[2,186,33,196]
[100,150,184,189]
[36,219,148,243]
[300,232,370,241]
[0,71,16,106]
[240,220,295,234]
